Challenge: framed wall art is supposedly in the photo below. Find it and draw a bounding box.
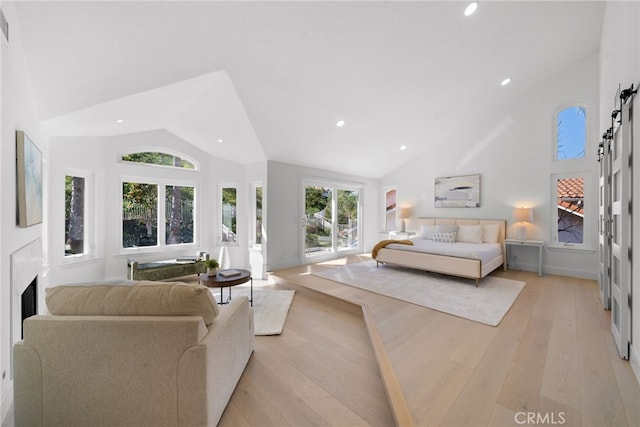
[16,131,43,227]
[434,174,480,208]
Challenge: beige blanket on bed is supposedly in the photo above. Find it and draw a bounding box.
[371,239,413,259]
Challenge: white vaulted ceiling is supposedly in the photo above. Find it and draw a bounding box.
[14,1,605,178]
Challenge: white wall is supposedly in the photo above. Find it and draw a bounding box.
[265,161,379,271]
[381,53,600,280]
[599,0,640,385]
[45,129,250,286]
[0,1,47,420]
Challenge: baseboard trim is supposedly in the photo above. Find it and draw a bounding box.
[508,262,597,280]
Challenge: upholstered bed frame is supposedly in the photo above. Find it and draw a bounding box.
[374,218,507,283]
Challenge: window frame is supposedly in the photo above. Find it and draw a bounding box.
[383,186,398,232]
[549,171,593,252]
[218,183,239,246]
[250,182,263,249]
[120,175,199,254]
[62,168,95,264]
[553,104,588,162]
[118,148,200,171]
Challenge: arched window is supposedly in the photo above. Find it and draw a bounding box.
[555,106,586,160]
[121,151,197,170]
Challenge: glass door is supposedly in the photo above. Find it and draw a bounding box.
[303,181,361,261]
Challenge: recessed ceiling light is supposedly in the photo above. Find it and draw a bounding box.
[400,145,407,151]
[115,119,124,123]
[501,77,511,86]
[336,120,345,127]
[464,2,478,16]
[218,139,223,143]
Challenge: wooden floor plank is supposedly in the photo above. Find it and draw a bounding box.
[223,258,639,427]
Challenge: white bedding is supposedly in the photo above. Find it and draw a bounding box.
[385,238,502,265]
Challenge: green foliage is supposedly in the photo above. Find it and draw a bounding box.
[122,152,195,169]
[205,259,220,269]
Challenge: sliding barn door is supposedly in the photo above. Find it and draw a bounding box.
[598,128,611,310]
[609,90,633,360]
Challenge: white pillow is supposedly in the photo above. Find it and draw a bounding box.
[433,231,456,243]
[436,224,458,234]
[457,225,484,243]
[482,224,500,243]
[419,224,437,239]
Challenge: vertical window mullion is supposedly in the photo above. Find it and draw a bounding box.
[158,184,166,246]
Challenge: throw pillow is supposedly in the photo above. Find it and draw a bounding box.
[419,224,437,239]
[457,224,484,243]
[433,231,456,243]
[482,224,500,243]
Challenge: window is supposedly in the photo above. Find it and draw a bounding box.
[252,185,263,247]
[65,173,92,257]
[122,181,196,248]
[120,149,198,251]
[384,187,397,231]
[303,181,361,258]
[122,182,158,247]
[556,106,586,160]
[552,173,589,247]
[121,151,197,169]
[165,185,195,244]
[221,186,237,243]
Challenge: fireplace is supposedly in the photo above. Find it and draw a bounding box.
[10,239,42,378]
[21,277,37,339]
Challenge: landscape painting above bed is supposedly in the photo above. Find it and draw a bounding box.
[434,174,480,208]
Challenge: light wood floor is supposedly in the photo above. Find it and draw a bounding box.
[223,255,640,427]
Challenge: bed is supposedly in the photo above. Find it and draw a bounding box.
[373,218,507,284]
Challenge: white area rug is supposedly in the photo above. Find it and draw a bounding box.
[212,288,295,335]
[312,261,525,326]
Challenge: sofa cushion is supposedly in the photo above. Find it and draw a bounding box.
[46,281,219,325]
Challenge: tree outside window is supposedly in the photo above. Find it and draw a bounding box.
[222,187,237,243]
[65,175,85,255]
[122,182,158,248]
[165,185,194,245]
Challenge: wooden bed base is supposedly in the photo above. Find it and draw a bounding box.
[374,218,507,284]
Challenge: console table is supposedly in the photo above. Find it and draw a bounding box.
[504,239,544,276]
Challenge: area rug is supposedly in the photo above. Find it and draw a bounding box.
[212,288,295,335]
[312,261,525,326]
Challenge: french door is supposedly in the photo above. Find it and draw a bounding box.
[302,180,361,262]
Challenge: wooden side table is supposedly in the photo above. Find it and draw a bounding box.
[504,239,544,276]
[199,269,253,306]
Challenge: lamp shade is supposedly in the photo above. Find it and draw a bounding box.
[512,207,533,223]
[398,208,411,219]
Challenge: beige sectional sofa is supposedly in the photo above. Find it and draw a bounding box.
[13,281,254,427]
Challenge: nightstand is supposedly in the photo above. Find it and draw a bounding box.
[389,231,416,239]
[504,239,544,276]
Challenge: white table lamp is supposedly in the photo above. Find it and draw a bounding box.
[513,207,533,240]
[398,208,411,232]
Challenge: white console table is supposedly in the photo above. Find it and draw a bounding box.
[504,239,544,276]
